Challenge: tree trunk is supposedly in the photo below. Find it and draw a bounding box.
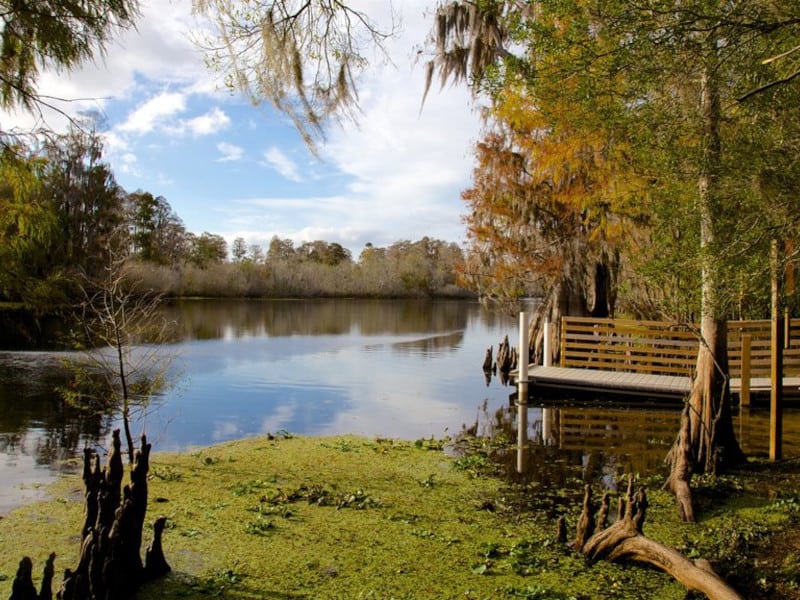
[529,251,617,366]
[665,58,744,521]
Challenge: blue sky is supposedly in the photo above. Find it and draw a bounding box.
[6,0,482,257]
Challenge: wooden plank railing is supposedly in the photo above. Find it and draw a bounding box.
[728,319,800,377]
[559,316,800,379]
[559,317,697,377]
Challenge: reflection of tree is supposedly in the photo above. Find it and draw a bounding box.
[389,331,465,357]
[0,357,111,467]
[161,298,483,341]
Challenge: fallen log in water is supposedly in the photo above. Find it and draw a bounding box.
[559,475,742,600]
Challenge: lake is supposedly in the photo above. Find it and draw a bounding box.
[1,298,798,513]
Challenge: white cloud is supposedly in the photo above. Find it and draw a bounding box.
[217,141,244,162]
[118,152,139,176]
[263,147,303,182]
[2,1,212,134]
[156,172,175,187]
[311,3,479,250]
[13,0,481,256]
[118,91,187,134]
[166,106,230,136]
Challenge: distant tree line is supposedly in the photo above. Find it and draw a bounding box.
[126,236,468,299]
[0,126,470,311]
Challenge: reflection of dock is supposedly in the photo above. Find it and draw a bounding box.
[529,404,800,458]
[554,406,678,452]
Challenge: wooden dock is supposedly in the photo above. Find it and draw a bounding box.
[522,365,800,400]
[525,365,690,399]
[507,316,800,402]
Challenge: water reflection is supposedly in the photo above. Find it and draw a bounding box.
[5,298,798,516]
[0,299,520,513]
[160,298,476,341]
[468,397,800,495]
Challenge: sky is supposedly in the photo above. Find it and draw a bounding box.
[5,0,483,257]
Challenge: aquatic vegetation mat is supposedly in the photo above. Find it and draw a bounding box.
[0,436,797,599]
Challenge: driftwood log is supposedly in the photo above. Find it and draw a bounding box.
[10,430,170,600]
[559,475,742,600]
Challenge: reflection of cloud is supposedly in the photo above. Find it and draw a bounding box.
[320,389,463,439]
[260,404,296,434]
[0,430,64,513]
[212,420,239,441]
[123,302,515,445]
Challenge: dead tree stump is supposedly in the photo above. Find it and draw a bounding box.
[482,346,493,372]
[9,553,54,600]
[11,430,170,600]
[497,335,512,373]
[562,475,742,600]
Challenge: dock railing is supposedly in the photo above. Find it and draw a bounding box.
[559,317,698,377]
[728,319,800,378]
[559,316,800,383]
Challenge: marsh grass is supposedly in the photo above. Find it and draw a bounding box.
[0,436,797,599]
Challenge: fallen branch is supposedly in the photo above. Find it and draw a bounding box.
[561,475,742,600]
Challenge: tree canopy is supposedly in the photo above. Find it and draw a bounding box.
[0,0,139,126]
[194,0,397,150]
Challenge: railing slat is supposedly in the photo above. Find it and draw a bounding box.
[559,316,800,378]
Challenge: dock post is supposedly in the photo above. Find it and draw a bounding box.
[785,308,791,349]
[543,318,552,367]
[740,334,751,408]
[519,311,529,385]
[517,311,529,474]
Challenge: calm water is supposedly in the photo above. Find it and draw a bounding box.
[1,298,798,513]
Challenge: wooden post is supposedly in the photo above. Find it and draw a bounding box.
[517,311,530,473]
[770,239,784,461]
[519,312,529,385]
[543,318,552,367]
[785,308,790,350]
[740,334,751,408]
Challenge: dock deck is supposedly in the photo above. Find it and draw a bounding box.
[520,365,800,400]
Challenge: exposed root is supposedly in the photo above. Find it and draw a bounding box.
[564,475,741,600]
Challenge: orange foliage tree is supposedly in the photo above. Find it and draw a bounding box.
[434,2,646,364]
